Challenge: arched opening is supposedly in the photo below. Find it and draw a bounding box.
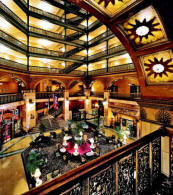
[69,80,85,97]
[90,80,104,97]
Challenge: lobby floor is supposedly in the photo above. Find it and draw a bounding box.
[0,128,132,195]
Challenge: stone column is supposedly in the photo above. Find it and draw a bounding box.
[64,90,69,121]
[104,90,110,126]
[22,90,36,131]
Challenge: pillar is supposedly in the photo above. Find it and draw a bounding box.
[84,88,91,117]
[104,90,110,126]
[64,90,69,121]
[22,90,36,131]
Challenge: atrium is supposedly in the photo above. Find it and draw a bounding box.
[0,0,173,194]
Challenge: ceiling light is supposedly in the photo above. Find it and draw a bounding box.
[152,64,164,73]
[136,25,150,36]
[59,47,65,52]
[0,17,9,28]
[40,58,51,63]
[37,2,53,13]
[38,39,52,47]
[38,20,53,30]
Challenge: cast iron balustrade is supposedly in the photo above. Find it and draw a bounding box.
[29,27,86,47]
[0,1,27,30]
[36,92,64,99]
[29,47,85,62]
[69,70,86,76]
[29,6,86,32]
[0,30,27,51]
[110,92,141,100]
[0,93,23,105]
[88,30,114,46]
[69,92,85,97]
[0,57,27,71]
[29,66,60,74]
[90,92,104,98]
[88,45,126,61]
[23,128,163,195]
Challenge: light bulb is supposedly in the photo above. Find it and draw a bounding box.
[136,25,149,36]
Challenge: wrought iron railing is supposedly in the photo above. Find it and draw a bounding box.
[88,30,114,45]
[69,92,85,97]
[36,92,64,99]
[0,30,27,50]
[0,1,27,29]
[29,66,60,74]
[69,70,86,75]
[23,128,163,195]
[110,92,141,100]
[29,47,85,61]
[88,45,125,61]
[0,57,27,70]
[88,63,135,76]
[29,6,86,31]
[90,92,104,98]
[0,93,23,105]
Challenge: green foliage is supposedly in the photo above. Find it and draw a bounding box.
[71,121,83,137]
[39,123,46,134]
[26,151,44,174]
[115,126,124,139]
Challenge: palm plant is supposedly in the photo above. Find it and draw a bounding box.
[26,151,44,174]
[115,126,124,140]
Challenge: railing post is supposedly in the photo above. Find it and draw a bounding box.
[64,90,69,121]
[103,90,109,127]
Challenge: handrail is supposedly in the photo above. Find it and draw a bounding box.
[0,93,23,105]
[29,6,86,31]
[88,63,135,76]
[36,92,64,99]
[29,47,85,61]
[0,30,27,50]
[0,57,27,70]
[88,45,125,61]
[23,128,163,194]
[88,30,114,45]
[0,1,27,29]
[29,66,60,74]
[110,92,141,99]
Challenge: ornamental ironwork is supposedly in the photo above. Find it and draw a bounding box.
[118,153,135,195]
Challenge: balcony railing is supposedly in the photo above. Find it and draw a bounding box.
[29,6,86,32]
[90,92,104,98]
[29,66,60,74]
[69,70,86,76]
[88,45,125,61]
[110,92,141,100]
[23,128,163,195]
[0,93,23,105]
[0,57,27,70]
[29,47,85,61]
[88,63,135,76]
[36,92,64,99]
[0,1,27,29]
[0,30,27,51]
[88,30,114,45]
[69,92,85,97]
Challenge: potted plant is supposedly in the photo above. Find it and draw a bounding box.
[115,126,124,140]
[71,121,83,145]
[26,151,44,176]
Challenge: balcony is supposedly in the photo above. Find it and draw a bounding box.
[29,6,86,33]
[29,47,85,63]
[88,45,126,62]
[36,92,64,99]
[0,1,27,33]
[110,92,141,100]
[29,27,86,47]
[0,30,27,53]
[90,92,104,98]
[0,57,27,71]
[0,93,23,105]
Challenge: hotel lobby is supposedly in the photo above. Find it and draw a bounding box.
[0,0,173,194]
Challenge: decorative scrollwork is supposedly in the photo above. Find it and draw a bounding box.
[152,137,161,182]
[118,153,135,195]
[156,109,171,125]
[60,183,82,195]
[89,166,113,195]
[137,144,150,194]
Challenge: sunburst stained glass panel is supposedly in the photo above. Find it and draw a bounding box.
[123,6,167,47]
[84,0,137,17]
[140,50,173,84]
